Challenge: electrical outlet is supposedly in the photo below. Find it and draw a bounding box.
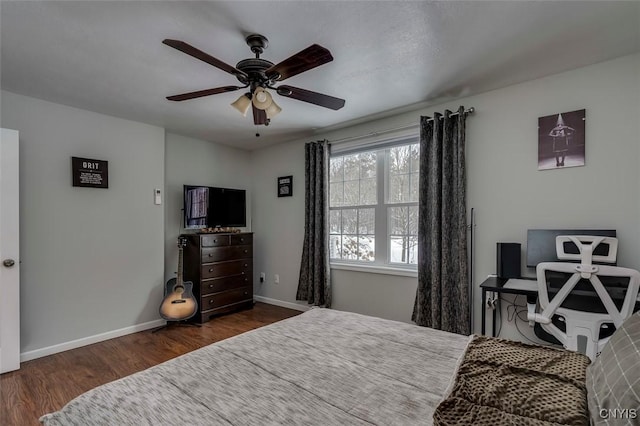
[274,274,280,284]
[260,272,265,283]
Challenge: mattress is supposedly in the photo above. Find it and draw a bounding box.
[41,308,471,425]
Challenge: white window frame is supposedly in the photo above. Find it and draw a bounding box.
[329,133,419,275]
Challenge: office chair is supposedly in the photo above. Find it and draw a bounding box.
[528,236,640,361]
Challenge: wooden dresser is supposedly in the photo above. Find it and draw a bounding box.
[182,232,253,323]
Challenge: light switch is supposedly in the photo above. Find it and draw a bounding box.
[154,188,162,205]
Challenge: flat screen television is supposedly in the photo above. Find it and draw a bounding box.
[526,229,616,267]
[183,185,246,229]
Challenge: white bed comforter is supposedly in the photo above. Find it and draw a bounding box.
[41,308,470,426]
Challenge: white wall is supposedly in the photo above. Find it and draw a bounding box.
[164,132,252,281]
[0,91,165,355]
[251,54,640,340]
[250,140,307,304]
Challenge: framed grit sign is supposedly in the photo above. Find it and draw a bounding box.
[72,157,109,188]
[277,175,293,197]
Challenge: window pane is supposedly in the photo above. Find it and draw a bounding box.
[329,210,341,233]
[343,180,359,205]
[329,235,341,259]
[330,157,344,182]
[389,175,410,203]
[410,143,420,173]
[342,209,357,234]
[409,173,419,202]
[408,240,418,264]
[360,152,377,178]
[358,208,375,234]
[343,154,359,180]
[389,146,411,175]
[358,235,375,261]
[408,205,419,235]
[342,235,359,260]
[388,206,407,235]
[359,178,376,205]
[329,182,343,207]
[390,236,407,263]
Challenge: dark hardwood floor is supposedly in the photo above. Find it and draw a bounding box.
[0,302,301,426]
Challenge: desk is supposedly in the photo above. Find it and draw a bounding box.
[480,275,640,337]
[480,276,538,337]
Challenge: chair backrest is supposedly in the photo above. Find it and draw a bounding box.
[528,235,640,360]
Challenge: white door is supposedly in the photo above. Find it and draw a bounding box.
[0,128,20,374]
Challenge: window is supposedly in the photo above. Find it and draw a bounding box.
[329,138,419,269]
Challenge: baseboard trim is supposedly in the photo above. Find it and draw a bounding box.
[20,319,166,363]
[254,296,311,312]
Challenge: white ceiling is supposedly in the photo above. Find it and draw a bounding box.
[1,1,638,150]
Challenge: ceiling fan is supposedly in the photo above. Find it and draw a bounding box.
[163,34,346,126]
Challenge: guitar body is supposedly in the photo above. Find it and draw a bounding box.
[159,236,198,322]
[159,278,198,321]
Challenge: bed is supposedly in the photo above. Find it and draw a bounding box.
[41,308,640,425]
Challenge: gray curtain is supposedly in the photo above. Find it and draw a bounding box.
[412,106,470,335]
[296,140,331,307]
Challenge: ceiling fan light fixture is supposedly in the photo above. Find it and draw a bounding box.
[231,93,252,116]
[265,100,282,119]
[252,87,273,110]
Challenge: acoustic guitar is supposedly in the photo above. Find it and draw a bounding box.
[159,236,198,321]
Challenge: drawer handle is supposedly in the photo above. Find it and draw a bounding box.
[244,264,248,267]
[213,239,217,243]
[244,291,248,295]
[240,238,244,242]
[243,250,248,253]
[209,253,213,257]
[241,271,245,275]
[209,299,214,304]
[244,278,248,282]
[209,268,213,272]
[209,284,214,288]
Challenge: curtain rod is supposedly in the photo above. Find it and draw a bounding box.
[329,107,475,145]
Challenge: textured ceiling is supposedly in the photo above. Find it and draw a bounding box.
[1,1,639,150]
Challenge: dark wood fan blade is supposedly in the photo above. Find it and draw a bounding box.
[167,86,242,101]
[253,104,268,125]
[265,44,333,81]
[163,39,247,78]
[277,85,345,110]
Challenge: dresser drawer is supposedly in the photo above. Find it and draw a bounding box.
[201,245,252,263]
[201,260,252,279]
[231,234,253,246]
[201,235,230,247]
[201,286,252,311]
[201,275,251,295]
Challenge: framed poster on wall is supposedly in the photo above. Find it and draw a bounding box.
[278,175,292,197]
[72,157,109,188]
[538,109,586,170]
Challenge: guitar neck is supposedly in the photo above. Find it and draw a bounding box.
[177,246,184,286]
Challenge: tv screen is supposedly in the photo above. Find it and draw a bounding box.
[184,185,246,229]
[526,229,616,267]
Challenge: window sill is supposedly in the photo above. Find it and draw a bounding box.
[330,262,418,278]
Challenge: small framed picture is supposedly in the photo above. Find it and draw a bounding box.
[277,176,293,197]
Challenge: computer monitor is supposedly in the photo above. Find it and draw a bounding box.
[526,229,616,268]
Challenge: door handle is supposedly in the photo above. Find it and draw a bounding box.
[3,259,15,268]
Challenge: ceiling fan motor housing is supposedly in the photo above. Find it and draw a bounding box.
[235,58,276,88]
